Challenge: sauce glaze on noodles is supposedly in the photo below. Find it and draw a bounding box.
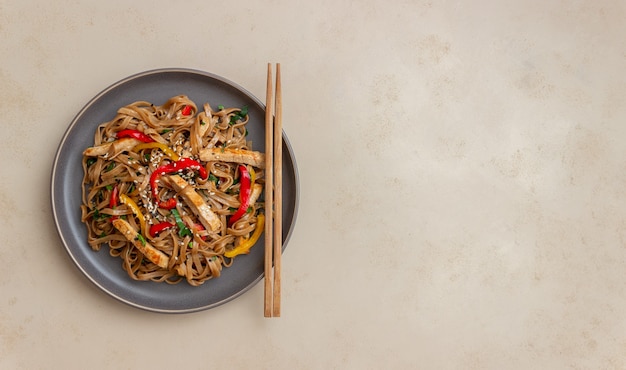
[80,95,264,286]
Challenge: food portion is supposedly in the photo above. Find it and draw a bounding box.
[80,95,265,286]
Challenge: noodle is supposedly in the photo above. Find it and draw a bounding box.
[80,95,265,286]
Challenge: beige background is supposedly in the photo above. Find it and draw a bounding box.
[2,0,626,369]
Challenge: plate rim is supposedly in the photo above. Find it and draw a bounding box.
[50,67,299,313]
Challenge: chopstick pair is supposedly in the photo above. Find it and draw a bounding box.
[264,63,282,317]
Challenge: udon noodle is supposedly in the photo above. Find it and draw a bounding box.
[80,95,265,286]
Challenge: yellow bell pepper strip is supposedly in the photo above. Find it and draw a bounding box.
[225,214,265,258]
[249,166,256,183]
[133,142,180,161]
[119,193,148,238]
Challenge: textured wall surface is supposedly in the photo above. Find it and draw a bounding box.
[1,0,626,369]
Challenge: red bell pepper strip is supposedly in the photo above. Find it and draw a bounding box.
[228,165,251,226]
[109,184,119,208]
[149,158,208,209]
[181,105,192,116]
[149,222,175,237]
[109,184,119,220]
[117,129,155,143]
[193,223,208,241]
[158,198,178,210]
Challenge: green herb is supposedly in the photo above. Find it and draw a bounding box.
[135,234,147,246]
[218,104,225,110]
[180,227,192,238]
[105,184,113,191]
[128,183,135,194]
[171,209,192,238]
[92,208,110,220]
[105,162,115,172]
[228,106,249,126]
[200,119,206,126]
[161,129,172,134]
[144,154,151,162]
[86,158,97,167]
[246,206,253,214]
[245,128,249,137]
[208,173,219,185]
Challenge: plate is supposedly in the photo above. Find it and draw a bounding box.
[51,68,299,313]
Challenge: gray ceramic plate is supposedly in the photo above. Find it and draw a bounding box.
[51,68,299,313]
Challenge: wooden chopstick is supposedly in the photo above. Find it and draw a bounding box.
[263,63,283,317]
[264,63,274,318]
[273,63,283,317]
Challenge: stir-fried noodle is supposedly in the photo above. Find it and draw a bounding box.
[81,95,265,286]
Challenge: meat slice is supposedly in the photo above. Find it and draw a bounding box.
[165,175,221,232]
[249,183,263,207]
[112,218,170,269]
[83,138,142,158]
[198,148,265,168]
